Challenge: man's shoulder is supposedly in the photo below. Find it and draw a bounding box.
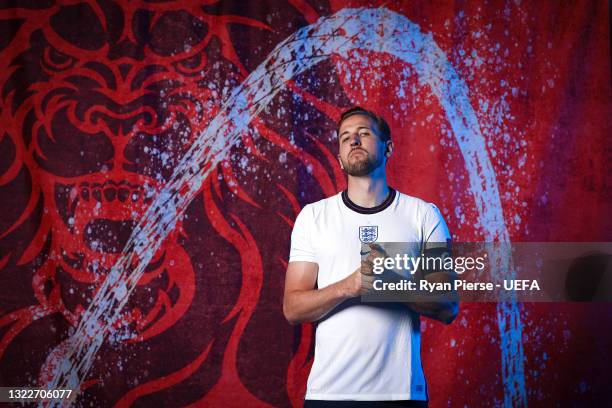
[293,193,341,226]
[394,190,444,219]
[394,189,436,209]
[302,192,342,213]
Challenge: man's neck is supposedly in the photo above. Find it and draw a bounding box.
[346,169,390,208]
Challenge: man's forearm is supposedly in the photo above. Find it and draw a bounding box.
[283,278,352,325]
[404,300,459,324]
[404,270,459,324]
[377,269,458,324]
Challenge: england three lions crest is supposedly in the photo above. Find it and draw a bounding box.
[359,226,378,243]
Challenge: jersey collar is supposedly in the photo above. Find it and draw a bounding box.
[341,188,396,214]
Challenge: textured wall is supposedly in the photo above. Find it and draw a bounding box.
[0,1,610,406]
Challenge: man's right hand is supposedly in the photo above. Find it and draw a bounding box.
[284,252,380,325]
[343,249,382,297]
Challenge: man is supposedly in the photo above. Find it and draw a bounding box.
[283,106,458,407]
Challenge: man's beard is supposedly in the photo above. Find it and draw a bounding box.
[341,150,383,177]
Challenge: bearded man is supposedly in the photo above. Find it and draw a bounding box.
[283,106,458,407]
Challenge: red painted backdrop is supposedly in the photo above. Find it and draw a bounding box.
[0,1,610,406]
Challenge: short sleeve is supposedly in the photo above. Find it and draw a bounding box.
[289,205,317,263]
[423,204,451,246]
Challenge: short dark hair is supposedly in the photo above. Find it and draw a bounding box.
[337,106,391,143]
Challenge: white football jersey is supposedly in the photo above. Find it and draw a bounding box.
[289,189,451,401]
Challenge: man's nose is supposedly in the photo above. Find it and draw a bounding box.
[349,135,361,146]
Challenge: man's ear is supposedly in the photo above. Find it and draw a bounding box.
[338,155,344,169]
[385,141,394,158]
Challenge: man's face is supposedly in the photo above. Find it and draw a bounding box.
[337,114,390,176]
